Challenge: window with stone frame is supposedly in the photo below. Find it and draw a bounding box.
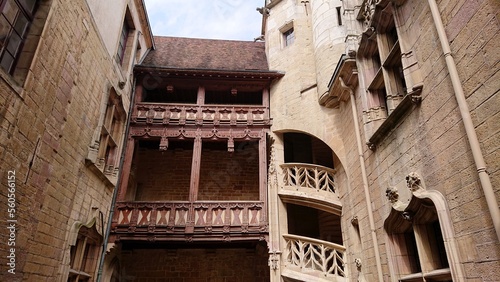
[0,0,36,73]
[116,8,135,67]
[283,27,294,47]
[357,1,423,148]
[363,5,405,119]
[0,0,50,84]
[97,89,125,176]
[280,21,294,48]
[385,198,452,282]
[68,225,102,282]
[116,19,129,65]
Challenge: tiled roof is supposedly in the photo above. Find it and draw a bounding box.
[140,36,270,71]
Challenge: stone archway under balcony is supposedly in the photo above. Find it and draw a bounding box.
[275,131,344,215]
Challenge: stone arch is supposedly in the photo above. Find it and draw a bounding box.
[272,128,346,171]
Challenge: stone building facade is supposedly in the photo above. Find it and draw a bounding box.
[264,0,500,281]
[0,0,153,281]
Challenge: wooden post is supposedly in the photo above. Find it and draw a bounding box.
[116,137,135,201]
[186,136,202,233]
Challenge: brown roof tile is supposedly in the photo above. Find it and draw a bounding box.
[141,36,269,71]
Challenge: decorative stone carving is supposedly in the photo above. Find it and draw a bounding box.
[385,187,399,203]
[268,251,280,270]
[406,172,422,192]
[354,258,362,269]
[351,216,358,226]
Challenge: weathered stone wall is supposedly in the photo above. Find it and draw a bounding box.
[265,0,346,164]
[266,0,499,281]
[351,0,500,280]
[310,0,346,98]
[0,0,151,281]
[264,0,355,279]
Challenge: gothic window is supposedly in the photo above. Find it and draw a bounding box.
[68,225,102,282]
[386,198,452,281]
[358,1,424,147]
[363,5,405,118]
[98,89,125,175]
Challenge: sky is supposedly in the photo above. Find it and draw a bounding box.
[144,0,265,41]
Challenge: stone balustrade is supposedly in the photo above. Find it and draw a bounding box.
[283,234,346,278]
[280,163,336,194]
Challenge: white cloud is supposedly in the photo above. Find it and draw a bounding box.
[144,0,264,41]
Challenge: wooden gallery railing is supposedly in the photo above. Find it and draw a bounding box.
[112,201,266,240]
[132,103,270,126]
[283,234,346,278]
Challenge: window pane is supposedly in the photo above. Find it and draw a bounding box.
[19,0,37,14]
[0,16,12,49]
[13,13,28,36]
[0,52,14,72]
[284,28,294,46]
[2,0,19,23]
[6,32,21,55]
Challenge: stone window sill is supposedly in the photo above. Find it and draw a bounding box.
[85,158,117,188]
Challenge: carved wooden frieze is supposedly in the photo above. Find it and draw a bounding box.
[129,125,266,143]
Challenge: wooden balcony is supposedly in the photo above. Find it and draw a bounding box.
[131,103,270,126]
[279,163,342,214]
[283,234,347,281]
[111,201,267,242]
